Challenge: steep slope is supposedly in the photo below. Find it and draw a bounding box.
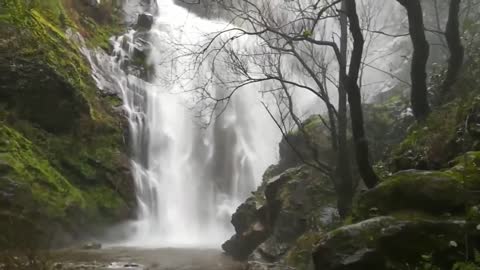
[0,0,135,247]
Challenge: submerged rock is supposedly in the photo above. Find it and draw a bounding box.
[82,242,102,250]
[53,261,145,270]
[247,261,295,270]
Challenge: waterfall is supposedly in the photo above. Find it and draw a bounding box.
[82,0,279,247]
[77,0,408,248]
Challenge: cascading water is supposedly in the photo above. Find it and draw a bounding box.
[82,0,279,247]
[78,0,410,248]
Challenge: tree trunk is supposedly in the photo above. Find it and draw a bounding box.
[443,0,464,93]
[398,0,431,120]
[344,0,379,189]
[336,0,355,217]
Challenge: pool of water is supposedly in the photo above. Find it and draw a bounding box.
[50,247,244,270]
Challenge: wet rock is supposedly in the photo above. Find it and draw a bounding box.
[277,115,334,173]
[83,0,101,7]
[247,261,295,270]
[82,242,102,250]
[135,13,154,30]
[223,166,337,261]
[312,216,470,270]
[356,169,473,219]
[52,261,145,270]
[222,220,269,260]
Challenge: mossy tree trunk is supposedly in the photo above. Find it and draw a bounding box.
[397,0,431,121]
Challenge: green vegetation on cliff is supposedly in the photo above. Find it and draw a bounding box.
[0,0,133,246]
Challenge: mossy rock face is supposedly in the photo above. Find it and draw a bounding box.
[0,0,135,246]
[276,115,334,174]
[1,58,89,134]
[285,232,323,270]
[223,165,338,262]
[0,125,130,247]
[356,170,466,219]
[312,216,472,270]
[357,152,480,220]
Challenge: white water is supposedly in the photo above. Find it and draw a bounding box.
[82,0,279,247]
[76,0,412,248]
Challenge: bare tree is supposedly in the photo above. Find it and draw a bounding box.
[336,0,355,216]
[344,0,379,189]
[397,0,431,120]
[173,0,380,215]
[443,0,464,94]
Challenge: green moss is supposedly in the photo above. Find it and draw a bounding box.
[448,151,480,190]
[0,0,132,243]
[0,122,129,229]
[286,232,323,270]
[355,170,466,220]
[1,0,123,128]
[389,42,480,172]
[0,124,85,218]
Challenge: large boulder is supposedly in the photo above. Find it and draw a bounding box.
[222,166,338,262]
[356,170,466,218]
[356,153,480,219]
[222,197,269,260]
[276,116,334,174]
[312,216,475,270]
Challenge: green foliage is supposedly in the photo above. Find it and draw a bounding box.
[302,29,312,38]
[390,51,480,172]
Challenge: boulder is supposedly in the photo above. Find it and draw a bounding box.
[223,166,338,261]
[222,197,269,260]
[312,216,472,270]
[356,170,467,218]
[277,115,334,173]
[135,13,154,30]
[357,152,480,220]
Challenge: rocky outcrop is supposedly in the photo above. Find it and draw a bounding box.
[222,166,338,264]
[309,152,480,270]
[0,0,135,247]
[312,216,474,270]
[135,13,154,30]
[356,152,480,220]
[275,116,334,175]
[233,41,480,269]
